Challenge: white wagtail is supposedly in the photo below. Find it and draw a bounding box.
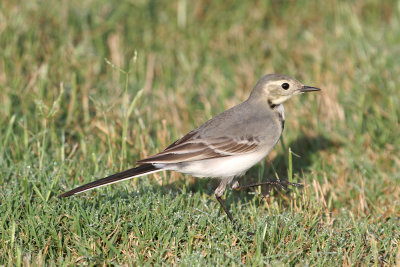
[59,74,320,222]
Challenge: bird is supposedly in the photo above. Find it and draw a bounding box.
[59,73,320,222]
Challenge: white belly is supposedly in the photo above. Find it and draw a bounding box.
[156,149,270,179]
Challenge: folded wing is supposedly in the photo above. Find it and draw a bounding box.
[136,135,260,164]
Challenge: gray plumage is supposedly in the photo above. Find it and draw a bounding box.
[59,73,320,222]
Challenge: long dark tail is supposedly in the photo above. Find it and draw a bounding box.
[58,164,160,198]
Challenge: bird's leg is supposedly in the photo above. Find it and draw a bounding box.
[232,180,302,199]
[216,196,234,223]
[215,179,234,222]
[234,180,302,191]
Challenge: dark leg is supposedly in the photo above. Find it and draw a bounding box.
[234,180,302,191]
[215,178,235,222]
[216,195,234,222]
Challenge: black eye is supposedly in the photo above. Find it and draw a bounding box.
[281,83,290,90]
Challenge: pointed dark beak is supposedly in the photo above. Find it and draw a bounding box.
[300,86,321,92]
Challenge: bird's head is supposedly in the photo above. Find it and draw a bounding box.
[249,74,320,105]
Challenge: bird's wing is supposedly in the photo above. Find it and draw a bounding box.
[136,135,261,164]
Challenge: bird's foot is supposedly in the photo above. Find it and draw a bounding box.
[234,180,302,198]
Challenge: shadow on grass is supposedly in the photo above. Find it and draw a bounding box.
[265,134,338,180]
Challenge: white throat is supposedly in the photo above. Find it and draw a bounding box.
[275,104,285,121]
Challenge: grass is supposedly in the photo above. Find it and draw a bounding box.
[1,0,400,265]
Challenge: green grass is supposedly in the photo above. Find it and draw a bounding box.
[1,0,400,265]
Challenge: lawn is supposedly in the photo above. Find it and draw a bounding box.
[1,0,399,265]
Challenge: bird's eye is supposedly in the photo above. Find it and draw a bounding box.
[281,83,290,90]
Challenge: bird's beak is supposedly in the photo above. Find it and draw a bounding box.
[300,86,321,92]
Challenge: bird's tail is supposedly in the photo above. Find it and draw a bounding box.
[58,164,160,198]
